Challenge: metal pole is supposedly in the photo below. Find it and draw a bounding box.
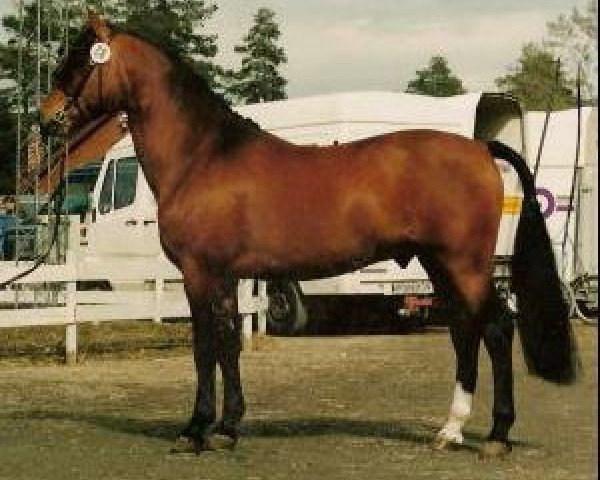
[46,1,52,200]
[64,1,70,220]
[34,0,41,230]
[562,64,583,272]
[533,59,561,181]
[15,0,24,266]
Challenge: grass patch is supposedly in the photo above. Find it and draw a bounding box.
[0,320,192,363]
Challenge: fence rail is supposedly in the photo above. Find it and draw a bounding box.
[0,223,269,363]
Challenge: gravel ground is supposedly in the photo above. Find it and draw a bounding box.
[0,324,596,480]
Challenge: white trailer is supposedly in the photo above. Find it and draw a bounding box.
[80,91,530,333]
[525,107,598,318]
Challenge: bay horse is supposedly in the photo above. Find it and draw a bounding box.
[40,13,577,457]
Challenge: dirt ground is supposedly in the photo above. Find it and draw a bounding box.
[0,324,596,480]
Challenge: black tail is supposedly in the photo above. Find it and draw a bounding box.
[487,140,578,384]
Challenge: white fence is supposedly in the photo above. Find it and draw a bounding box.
[0,223,269,363]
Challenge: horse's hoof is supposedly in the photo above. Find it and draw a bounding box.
[479,440,512,458]
[204,433,237,451]
[170,435,197,455]
[432,435,461,451]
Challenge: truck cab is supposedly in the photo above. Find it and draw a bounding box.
[86,136,161,258]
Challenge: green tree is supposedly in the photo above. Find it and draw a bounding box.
[405,55,466,97]
[0,0,220,190]
[124,0,219,81]
[495,42,576,111]
[544,0,597,101]
[227,7,287,104]
[0,0,219,116]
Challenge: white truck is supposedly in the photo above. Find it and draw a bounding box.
[77,91,596,332]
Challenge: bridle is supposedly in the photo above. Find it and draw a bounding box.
[49,39,112,133]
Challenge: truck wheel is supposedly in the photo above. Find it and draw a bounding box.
[266,281,308,335]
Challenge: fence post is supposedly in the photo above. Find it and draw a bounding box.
[65,220,78,365]
[154,275,164,324]
[65,279,77,365]
[237,279,254,350]
[257,280,268,335]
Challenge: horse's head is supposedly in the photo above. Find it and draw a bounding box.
[41,12,126,136]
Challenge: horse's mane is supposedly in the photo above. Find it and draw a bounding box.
[119,25,263,153]
[58,22,262,154]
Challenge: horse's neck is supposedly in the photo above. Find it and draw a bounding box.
[122,42,220,203]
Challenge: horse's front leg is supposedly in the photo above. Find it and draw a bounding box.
[178,308,217,444]
[178,269,218,451]
[179,270,245,453]
[211,276,245,449]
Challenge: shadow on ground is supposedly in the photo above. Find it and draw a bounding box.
[2,409,536,452]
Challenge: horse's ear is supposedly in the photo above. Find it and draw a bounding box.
[87,10,112,42]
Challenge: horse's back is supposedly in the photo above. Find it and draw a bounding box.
[160,128,503,275]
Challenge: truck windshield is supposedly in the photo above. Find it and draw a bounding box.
[98,156,138,214]
[114,157,138,209]
[98,160,114,214]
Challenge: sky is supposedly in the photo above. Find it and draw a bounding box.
[0,0,590,98]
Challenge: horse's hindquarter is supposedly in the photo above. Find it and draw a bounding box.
[160,130,503,277]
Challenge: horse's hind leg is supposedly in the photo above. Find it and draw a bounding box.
[418,253,488,450]
[480,288,515,456]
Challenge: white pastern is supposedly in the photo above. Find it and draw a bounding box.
[437,382,473,444]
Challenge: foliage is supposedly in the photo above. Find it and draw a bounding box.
[0,0,219,194]
[544,0,597,102]
[122,0,219,81]
[226,7,287,104]
[0,1,219,106]
[405,55,466,97]
[494,42,576,111]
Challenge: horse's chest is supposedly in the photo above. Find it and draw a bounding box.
[158,196,245,262]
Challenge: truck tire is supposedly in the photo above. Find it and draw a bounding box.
[266,281,308,335]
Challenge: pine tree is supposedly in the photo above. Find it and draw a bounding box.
[228,7,287,104]
[405,56,466,97]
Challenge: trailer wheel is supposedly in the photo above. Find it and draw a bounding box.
[266,281,308,335]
